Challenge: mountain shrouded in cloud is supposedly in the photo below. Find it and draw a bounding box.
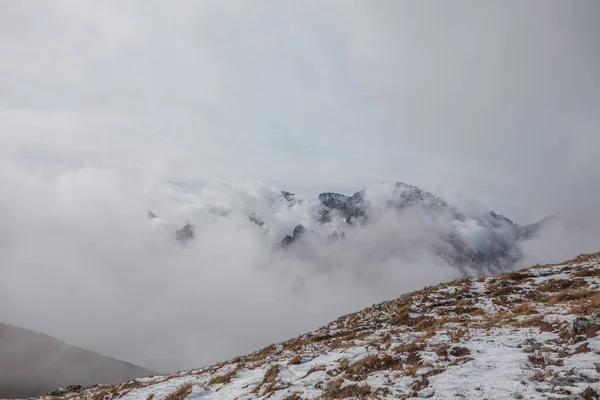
[166,181,550,276]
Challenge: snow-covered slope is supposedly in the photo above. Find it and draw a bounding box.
[41,253,600,399]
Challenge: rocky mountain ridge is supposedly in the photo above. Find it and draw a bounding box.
[165,182,553,275]
[276,182,552,273]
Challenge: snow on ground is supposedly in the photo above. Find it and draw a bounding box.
[37,253,600,400]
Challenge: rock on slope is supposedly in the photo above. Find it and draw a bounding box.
[0,324,153,399]
[38,253,600,400]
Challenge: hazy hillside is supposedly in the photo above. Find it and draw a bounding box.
[36,252,600,399]
[0,324,153,399]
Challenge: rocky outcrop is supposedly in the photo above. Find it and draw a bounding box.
[175,223,195,244]
[281,224,310,247]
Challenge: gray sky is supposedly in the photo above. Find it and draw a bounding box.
[2,1,598,221]
[1,1,599,372]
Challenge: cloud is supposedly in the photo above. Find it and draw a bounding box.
[0,0,599,374]
[0,166,459,372]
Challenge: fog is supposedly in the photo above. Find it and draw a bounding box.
[1,1,599,374]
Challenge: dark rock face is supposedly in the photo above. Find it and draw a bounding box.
[281,235,294,246]
[176,223,195,243]
[148,211,158,219]
[0,324,153,399]
[281,191,296,202]
[318,191,366,224]
[281,224,309,247]
[293,224,306,238]
[249,213,265,227]
[388,182,446,209]
[317,182,449,224]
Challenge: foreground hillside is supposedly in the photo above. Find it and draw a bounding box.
[0,324,153,399]
[39,253,600,400]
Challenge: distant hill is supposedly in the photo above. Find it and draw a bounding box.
[0,324,153,398]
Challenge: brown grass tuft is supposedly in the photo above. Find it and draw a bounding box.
[344,354,403,380]
[449,328,468,342]
[209,364,242,385]
[573,267,600,278]
[323,378,371,399]
[511,303,537,315]
[287,355,301,365]
[165,383,193,400]
[252,364,280,394]
[538,279,583,293]
[449,346,471,357]
[546,289,597,305]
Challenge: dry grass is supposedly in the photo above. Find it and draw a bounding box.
[573,267,600,278]
[528,354,546,368]
[344,354,403,381]
[499,271,533,282]
[145,394,155,400]
[208,364,242,385]
[573,342,591,354]
[511,303,537,315]
[449,327,468,342]
[338,358,350,370]
[582,387,599,400]
[570,292,600,315]
[435,343,451,358]
[302,365,326,379]
[413,316,445,332]
[252,365,280,394]
[323,378,371,399]
[405,351,422,365]
[287,355,301,365]
[546,289,597,305]
[449,346,471,357]
[393,341,425,354]
[538,279,582,293]
[164,383,193,400]
[587,323,600,338]
[513,315,557,332]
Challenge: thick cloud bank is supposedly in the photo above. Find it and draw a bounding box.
[0,164,588,373]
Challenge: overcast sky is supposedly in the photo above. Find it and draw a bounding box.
[1,0,600,372]
[2,0,598,222]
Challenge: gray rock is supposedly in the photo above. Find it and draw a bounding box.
[175,223,195,243]
[573,317,590,335]
[574,335,588,344]
[520,338,536,347]
[47,388,68,397]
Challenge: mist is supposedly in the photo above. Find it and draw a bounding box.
[1,0,599,375]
